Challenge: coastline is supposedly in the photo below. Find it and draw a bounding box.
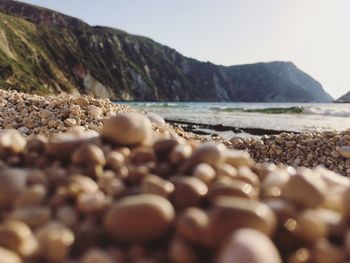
[0,89,349,176]
[166,118,298,136]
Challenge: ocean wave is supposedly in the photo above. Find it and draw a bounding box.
[210,106,304,114]
[304,107,350,117]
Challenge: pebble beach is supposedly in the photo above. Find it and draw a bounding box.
[1,89,350,262]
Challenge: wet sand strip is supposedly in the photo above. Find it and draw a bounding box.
[165,118,298,136]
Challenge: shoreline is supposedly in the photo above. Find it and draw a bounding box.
[165,118,298,136]
[0,89,350,261]
[0,89,349,176]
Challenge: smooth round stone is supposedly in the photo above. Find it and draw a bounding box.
[193,163,216,184]
[0,247,22,263]
[73,97,90,107]
[171,176,208,209]
[104,194,175,242]
[0,169,27,208]
[0,129,26,154]
[281,168,327,208]
[146,112,166,125]
[217,228,282,263]
[72,144,106,166]
[205,197,277,246]
[180,143,225,173]
[35,222,75,262]
[102,113,152,146]
[64,118,77,127]
[292,210,328,242]
[0,220,38,257]
[176,207,209,244]
[208,179,257,201]
[223,150,254,168]
[141,175,174,198]
[337,146,350,158]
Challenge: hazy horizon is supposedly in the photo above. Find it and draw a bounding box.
[20,0,350,99]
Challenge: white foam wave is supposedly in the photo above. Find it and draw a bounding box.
[304,107,350,117]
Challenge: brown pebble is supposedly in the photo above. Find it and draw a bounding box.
[0,220,38,257]
[141,175,174,198]
[73,96,90,107]
[217,228,282,263]
[171,176,208,209]
[193,163,216,184]
[106,151,125,170]
[102,113,152,146]
[77,191,107,214]
[35,222,75,262]
[72,144,106,166]
[337,146,350,158]
[290,209,328,242]
[104,194,175,242]
[205,197,277,246]
[281,168,326,208]
[0,169,27,208]
[208,179,257,201]
[0,129,26,154]
[170,143,192,164]
[0,247,22,263]
[180,143,225,172]
[223,149,254,168]
[176,207,208,244]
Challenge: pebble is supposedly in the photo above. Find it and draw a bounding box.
[0,247,22,263]
[193,163,216,184]
[102,113,152,146]
[0,169,27,207]
[35,222,75,262]
[146,112,166,125]
[104,194,175,242]
[0,129,26,154]
[217,228,282,263]
[281,168,327,208]
[206,197,277,246]
[337,145,350,158]
[64,118,77,127]
[171,176,208,209]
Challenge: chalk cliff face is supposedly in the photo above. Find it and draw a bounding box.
[0,0,333,102]
[336,91,350,103]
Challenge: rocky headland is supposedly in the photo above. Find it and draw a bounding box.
[0,0,333,102]
[336,91,350,103]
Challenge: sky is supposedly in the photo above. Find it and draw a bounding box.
[20,0,350,99]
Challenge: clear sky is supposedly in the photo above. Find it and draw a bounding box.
[20,0,350,99]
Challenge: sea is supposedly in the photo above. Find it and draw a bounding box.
[115,102,350,139]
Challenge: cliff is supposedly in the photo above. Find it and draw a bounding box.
[0,0,333,102]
